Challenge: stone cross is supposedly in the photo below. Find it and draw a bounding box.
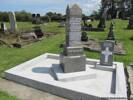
[102,47,112,63]
[9,12,17,33]
[100,40,115,66]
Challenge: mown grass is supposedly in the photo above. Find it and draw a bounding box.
[0,19,132,99]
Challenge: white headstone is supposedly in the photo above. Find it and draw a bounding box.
[9,12,17,33]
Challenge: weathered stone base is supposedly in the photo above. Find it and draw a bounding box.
[60,54,86,73]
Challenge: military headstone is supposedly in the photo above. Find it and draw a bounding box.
[100,40,115,66]
[9,12,17,33]
[60,4,86,73]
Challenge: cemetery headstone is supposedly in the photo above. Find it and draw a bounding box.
[60,4,86,73]
[33,26,44,38]
[36,14,41,24]
[107,22,115,40]
[32,14,42,24]
[98,7,108,29]
[59,21,65,27]
[32,14,36,24]
[81,32,88,42]
[0,22,7,32]
[128,0,133,29]
[9,12,17,33]
[100,40,115,66]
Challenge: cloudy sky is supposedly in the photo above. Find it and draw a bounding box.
[0,0,101,15]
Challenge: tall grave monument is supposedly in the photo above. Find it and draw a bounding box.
[4,4,127,100]
[60,4,86,73]
[98,2,108,29]
[9,12,17,33]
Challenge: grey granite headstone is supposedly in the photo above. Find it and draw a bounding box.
[66,4,82,47]
[100,40,115,66]
[60,4,86,73]
[9,12,17,33]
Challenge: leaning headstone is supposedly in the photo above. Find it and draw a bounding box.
[60,4,86,73]
[100,40,115,66]
[1,22,7,32]
[9,12,17,33]
[107,22,115,40]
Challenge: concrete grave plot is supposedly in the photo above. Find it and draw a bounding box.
[4,53,127,100]
[82,40,126,55]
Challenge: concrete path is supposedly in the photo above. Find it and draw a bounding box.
[0,78,67,100]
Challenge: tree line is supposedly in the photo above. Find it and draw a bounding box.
[0,10,95,22]
[0,10,66,22]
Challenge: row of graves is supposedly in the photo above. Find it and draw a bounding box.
[81,22,126,55]
[4,4,133,100]
[0,12,44,48]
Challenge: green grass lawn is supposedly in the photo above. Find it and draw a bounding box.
[0,19,132,99]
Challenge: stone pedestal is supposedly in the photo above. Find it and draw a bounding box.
[60,54,86,73]
[60,47,86,73]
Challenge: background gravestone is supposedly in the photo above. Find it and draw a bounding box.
[60,4,86,73]
[32,14,36,24]
[36,14,41,24]
[100,40,115,66]
[128,0,133,29]
[98,4,108,29]
[107,22,115,40]
[1,22,7,32]
[32,14,42,24]
[9,12,17,33]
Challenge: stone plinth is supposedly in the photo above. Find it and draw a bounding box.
[4,53,127,100]
[60,54,86,73]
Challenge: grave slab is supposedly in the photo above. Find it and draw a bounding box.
[4,53,127,100]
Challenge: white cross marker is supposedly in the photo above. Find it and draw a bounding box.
[102,47,112,63]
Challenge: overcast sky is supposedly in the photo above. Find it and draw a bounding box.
[0,0,101,15]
